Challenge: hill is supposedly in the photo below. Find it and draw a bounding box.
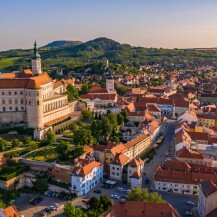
[43,40,83,48]
[0,37,217,73]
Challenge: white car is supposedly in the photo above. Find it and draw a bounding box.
[118,187,126,192]
[111,194,120,199]
[186,201,194,206]
[185,210,193,216]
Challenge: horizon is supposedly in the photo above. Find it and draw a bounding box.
[1,0,217,51]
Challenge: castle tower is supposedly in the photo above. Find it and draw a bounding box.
[31,41,42,76]
[106,78,114,94]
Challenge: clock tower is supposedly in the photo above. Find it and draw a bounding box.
[31,41,42,76]
[106,78,114,94]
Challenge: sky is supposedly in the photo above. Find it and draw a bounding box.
[1,0,217,51]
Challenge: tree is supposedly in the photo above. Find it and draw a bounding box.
[100,194,113,211]
[56,141,70,160]
[80,83,89,95]
[107,113,117,128]
[63,202,83,217]
[46,129,56,144]
[69,122,78,133]
[66,84,79,102]
[12,139,21,148]
[117,113,124,126]
[90,120,101,141]
[110,136,119,143]
[71,146,85,158]
[23,136,32,145]
[127,187,165,203]
[116,86,127,96]
[33,178,48,194]
[73,128,94,146]
[121,110,128,123]
[81,110,93,121]
[89,196,101,210]
[0,138,8,151]
[101,117,112,137]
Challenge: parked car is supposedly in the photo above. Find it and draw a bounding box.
[30,197,43,205]
[94,189,102,194]
[185,210,193,216]
[186,201,194,206]
[118,187,126,192]
[111,195,120,199]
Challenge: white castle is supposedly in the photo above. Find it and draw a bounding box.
[0,42,76,139]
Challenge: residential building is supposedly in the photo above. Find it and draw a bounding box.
[71,161,103,196]
[197,114,217,128]
[154,160,217,195]
[103,201,180,217]
[198,180,217,217]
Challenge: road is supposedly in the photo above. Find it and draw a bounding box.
[143,119,199,217]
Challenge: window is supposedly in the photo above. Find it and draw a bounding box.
[15,100,18,104]
[112,172,115,175]
[117,173,119,176]
[20,91,23,95]
[15,92,17,95]
[3,107,5,111]
[29,101,31,106]
[9,99,12,104]
[37,101,39,105]
[21,100,23,104]
[21,107,24,110]
[112,167,115,170]
[2,92,4,95]
[9,107,12,110]
[15,107,18,111]
[2,100,5,104]
[117,168,119,170]
[9,92,11,95]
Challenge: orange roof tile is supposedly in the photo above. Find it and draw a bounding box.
[112,153,130,166]
[3,205,21,217]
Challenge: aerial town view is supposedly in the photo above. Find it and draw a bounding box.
[1,1,217,217]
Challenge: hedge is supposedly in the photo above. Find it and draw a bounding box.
[0,127,34,135]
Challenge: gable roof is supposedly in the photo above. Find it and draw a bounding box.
[200,180,217,197]
[124,133,149,150]
[3,205,21,217]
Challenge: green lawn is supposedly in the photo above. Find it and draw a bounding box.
[25,144,58,162]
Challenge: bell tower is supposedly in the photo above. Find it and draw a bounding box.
[31,41,42,76]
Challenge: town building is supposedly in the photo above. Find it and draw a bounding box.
[103,201,180,217]
[0,42,77,140]
[0,205,22,217]
[71,161,103,196]
[154,160,217,195]
[198,180,217,217]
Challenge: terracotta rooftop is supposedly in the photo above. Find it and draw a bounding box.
[73,161,102,177]
[177,147,203,160]
[112,153,130,166]
[124,133,150,150]
[80,93,117,101]
[200,180,217,197]
[88,85,106,93]
[103,201,180,217]
[3,205,21,217]
[128,158,144,167]
[147,104,161,112]
[106,143,128,155]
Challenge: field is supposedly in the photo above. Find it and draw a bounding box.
[0,57,20,70]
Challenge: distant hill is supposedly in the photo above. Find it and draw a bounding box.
[1,37,217,73]
[43,40,83,48]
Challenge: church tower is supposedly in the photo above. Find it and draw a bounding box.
[31,41,42,76]
[106,78,114,94]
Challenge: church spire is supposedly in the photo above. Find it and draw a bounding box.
[31,41,42,75]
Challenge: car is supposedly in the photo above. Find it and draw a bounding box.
[127,189,131,193]
[39,211,47,217]
[94,189,102,194]
[111,194,120,199]
[117,187,126,192]
[185,210,193,216]
[44,191,49,196]
[186,201,194,206]
[49,205,57,211]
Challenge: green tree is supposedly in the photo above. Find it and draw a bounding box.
[0,138,8,151]
[73,128,94,146]
[12,139,21,148]
[63,202,83,217]
[89,196,101,210]
[127,187,165,203]
[46,129,56,144]
[117,113,124,125]
[121,110,128,123]
[71,146,85,158]
[56,141,70,160]
[69,122,78,133]
[66,84,79,102]
[80,83,89,95]
[81,110,93,121]
[100,194,113,211]
[23,136,32,145]
[33,178,48,194]
[90,120,101,141]
[116,86,127,96]
[107,113,117,128]
[101,117,112,137]
[110,136,119,143]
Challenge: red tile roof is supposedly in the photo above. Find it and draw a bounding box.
[80,93,117,100]
[3,205,21,217]
[200,180,217,197]
[177,147,203,160]
[103,201,180,217]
